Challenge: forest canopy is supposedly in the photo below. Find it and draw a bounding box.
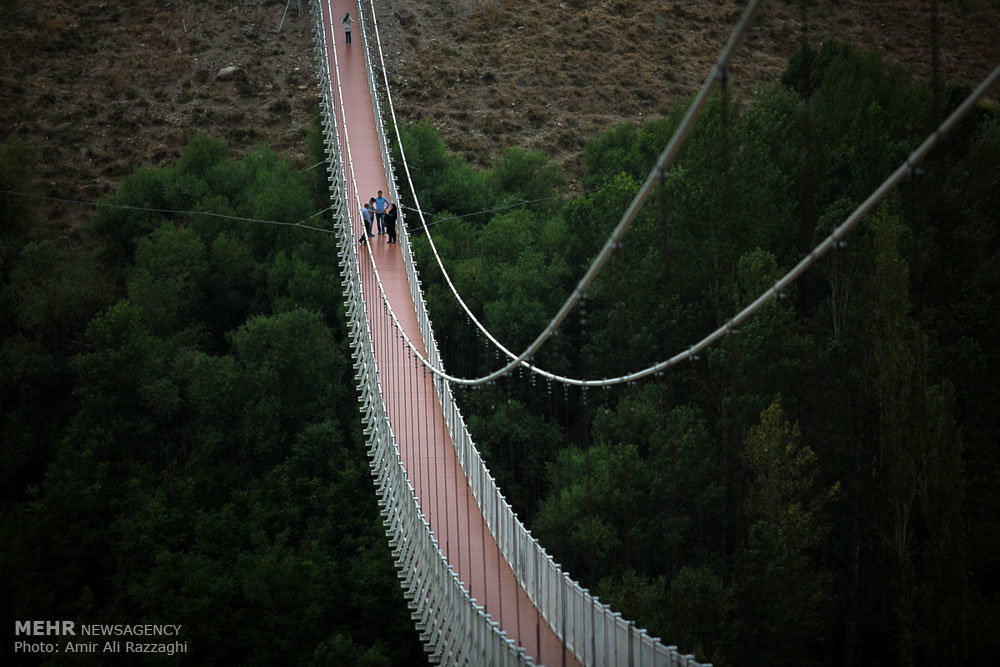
[2,39,998,667]
[396,41,999,667]
[1,130,423,665]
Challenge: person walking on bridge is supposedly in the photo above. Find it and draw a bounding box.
[358,203,374,243]
[343,12,353,45]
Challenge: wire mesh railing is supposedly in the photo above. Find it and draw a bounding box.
[317,0,1000,664]
[312,2,532,664]
[354,1,710,665]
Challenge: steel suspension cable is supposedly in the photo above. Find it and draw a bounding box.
[361,0,764,385]
[358,0,1000,401]
[361,8,1000,389]
[440,372,450,562]
[0,189,337,231]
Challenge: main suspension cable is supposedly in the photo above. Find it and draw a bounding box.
[360,0,999,389]
[362,0,764,386]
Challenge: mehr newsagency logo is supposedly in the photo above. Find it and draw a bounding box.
[14,620,187,657]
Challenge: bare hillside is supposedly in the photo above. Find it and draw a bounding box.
[1,0,318,235]
[2,0,998,235]
[371,0,999,175]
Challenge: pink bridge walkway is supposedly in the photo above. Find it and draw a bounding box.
[318,1,581,665]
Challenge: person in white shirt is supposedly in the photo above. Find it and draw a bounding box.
[359,203,374,243]
[343,12,353,45]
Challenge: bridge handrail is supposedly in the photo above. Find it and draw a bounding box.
[357,1,764,390]
[312,2,532,664]
[354,0,1000,392]
[325,0,1000,663]
[356,2,710,665]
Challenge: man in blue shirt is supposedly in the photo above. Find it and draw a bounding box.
[374,190,390,235]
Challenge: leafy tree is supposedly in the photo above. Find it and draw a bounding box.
[739,397,835,665]
[0,137,36,260]
[267,250,345,332]
[126,222,210,337]
[394,119,492,220]
[229,309,347,465]
[205,230,265,341]
[663,565,734,666]
[0,238,116,498]
[177,130,230,178]
[89,165,174,269]
[743,397,835,549]
[487,147,564,211]
[8,241,116,348]
[534,440,640,581]
[2,135,425,665]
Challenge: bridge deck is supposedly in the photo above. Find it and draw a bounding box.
[320,2,578,665]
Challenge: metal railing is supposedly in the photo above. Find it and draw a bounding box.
[318,0,1000,664]
[354,1,708,665]
[311,2,532,664]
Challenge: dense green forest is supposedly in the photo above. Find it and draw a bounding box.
[1,130,424,664]
[2,40,998,667]
[396,42,1000,666]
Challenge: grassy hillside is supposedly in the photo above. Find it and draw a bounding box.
[3,0,997,233]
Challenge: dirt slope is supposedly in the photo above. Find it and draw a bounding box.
[371,0,1000,176]
[2,0,998,236]
[1,0,318,236]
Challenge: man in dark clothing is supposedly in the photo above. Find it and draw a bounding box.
[384,203,398,243]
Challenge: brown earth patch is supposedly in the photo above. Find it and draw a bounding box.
[371,0,1000,180]
[1,0,318,236]
[2,0,998,236]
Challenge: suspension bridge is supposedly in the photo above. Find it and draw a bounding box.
[310,1,999,665]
